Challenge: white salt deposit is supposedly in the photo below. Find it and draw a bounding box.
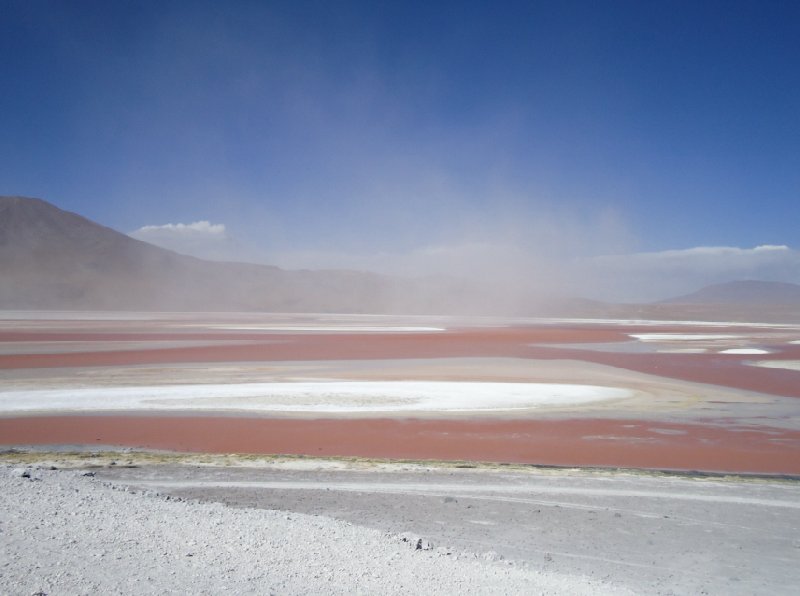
[532,317,799,329]
[748,360,800,371]
[0,381,630,415]
[630,334,744,342]
[211,326,446,332]
[718,348,771,355]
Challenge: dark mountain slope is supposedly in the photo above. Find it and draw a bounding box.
[0,196,390,311]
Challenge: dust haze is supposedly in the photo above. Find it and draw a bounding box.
[126,188,800,312]
[129,196,639,314]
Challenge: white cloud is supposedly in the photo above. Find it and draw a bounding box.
[609,244,789,261]
[129,221,232,260]
[753,245,790,252]
[590,244,794,273]
[132,221,226,238]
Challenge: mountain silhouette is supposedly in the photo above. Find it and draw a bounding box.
[0,196,391,311]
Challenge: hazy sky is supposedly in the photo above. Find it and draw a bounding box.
[2,1,799,300]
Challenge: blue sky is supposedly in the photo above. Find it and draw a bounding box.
[2,1,799,299]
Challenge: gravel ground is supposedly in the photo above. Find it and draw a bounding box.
[95,460,800,595]
[0,466,627,595]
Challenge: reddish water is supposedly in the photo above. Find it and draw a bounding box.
[1,415,798,474]
[2,323,799,474]
[2,326,798,397]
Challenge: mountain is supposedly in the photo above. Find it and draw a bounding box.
[0,196,393,312]
[660,280,800,305]
[0,195,556,314]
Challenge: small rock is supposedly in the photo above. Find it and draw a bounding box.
[398,531,415,544]
[398,532,434,551]
[417,538,434,551]
[82,471,96,477]
[19,469,31,478]
[443,496,457,504]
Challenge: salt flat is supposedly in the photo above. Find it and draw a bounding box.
[750,360,800,371]
[0,380,631,415]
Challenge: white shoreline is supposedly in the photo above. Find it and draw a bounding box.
[0,381,631,415]
[748,360,800,371]
[209,326,446,332]
[629,333,744,342]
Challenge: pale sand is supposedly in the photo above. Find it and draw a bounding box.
[2,466,625,595]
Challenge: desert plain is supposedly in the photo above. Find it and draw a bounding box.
[2,310,800,594]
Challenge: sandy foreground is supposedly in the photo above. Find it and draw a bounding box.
[1,463,630,596]
[3,455,800,595]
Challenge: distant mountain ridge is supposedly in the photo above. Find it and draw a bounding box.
[0,196,392,312]
[660,280,800,305]
[0,196,550,314]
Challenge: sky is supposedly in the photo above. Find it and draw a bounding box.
[2,0,799,301]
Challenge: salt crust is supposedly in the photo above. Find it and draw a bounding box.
[748,360,800,371]
[0,381,631,414]
[630,333,744,342]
